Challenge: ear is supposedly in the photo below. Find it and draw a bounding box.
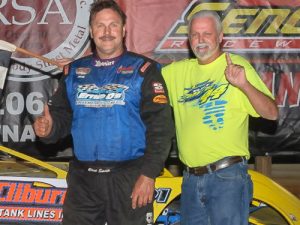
[122,25,126,38]
[219,32,224,44]
[89,26,93,39]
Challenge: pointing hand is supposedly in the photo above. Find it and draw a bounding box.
[224,53,248,88]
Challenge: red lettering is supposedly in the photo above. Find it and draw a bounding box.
[21,184,36,203]
[13,183,23,202]
[35,189,51,204]
[0,181,65,206]
[276,72,300,107]
[49,190,65,205]
[260,72,274,93]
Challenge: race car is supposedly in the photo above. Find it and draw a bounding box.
[0,145,299,225]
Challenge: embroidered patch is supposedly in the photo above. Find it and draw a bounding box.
[76,67,91,77]
[117,66,134,74]
[94,60,115,67]
[140,61,151,73]
[152,82,165,94]
[146,212,153,224]
[153,95,168,104]
[76,83,129,107]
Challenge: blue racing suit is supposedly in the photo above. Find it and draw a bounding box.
[42,51,174,178]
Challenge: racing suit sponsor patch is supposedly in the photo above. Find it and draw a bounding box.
[153,95,168,104]
[146,212,153,224]
[94,59,115,67]
[76,83,129,107]
[140,61,152,73]
[117,66,134,74]
[75,67,91,77]
[152,82,165,94]
[87,168,111,173]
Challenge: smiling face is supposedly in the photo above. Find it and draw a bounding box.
[189,16,223,64]
[89,8,125,59]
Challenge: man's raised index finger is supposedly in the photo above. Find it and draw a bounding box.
[225,52,232,65]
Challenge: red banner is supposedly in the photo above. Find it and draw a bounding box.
[0,0,300,157]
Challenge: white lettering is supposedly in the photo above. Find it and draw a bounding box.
[20,125,35,142]
[249,40,263,48]
[11,63,31,74]
[12,0,36,25]
[276,40,293,48]
[95,60,115,67]
[4,92,44,116]
[26,92,44,115]
[27,209,56,219]
[98,169,110,173]
[0,125,35,142]
[0,208,24,217]
[170,40,185,48]
[0,0,10,24]
[1,125,19,142]
[6,92,24,115]
[106,93,116,100]
[38,0,71,25]
[222,40,237,48]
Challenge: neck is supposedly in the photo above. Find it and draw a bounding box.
[96,48,124,60]
[198,50,223,65]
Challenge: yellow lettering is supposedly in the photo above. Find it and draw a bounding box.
[211,84,228,100]
[246,9,290,34]
[281,9,300,34]
[173,2,300,36]
[222,9,258,34]
[176,3,230,35]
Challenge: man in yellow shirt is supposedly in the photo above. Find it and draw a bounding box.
[162,10,278,225]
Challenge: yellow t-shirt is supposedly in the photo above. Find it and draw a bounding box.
[162,53,274,167]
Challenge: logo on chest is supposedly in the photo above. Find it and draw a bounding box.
[76,83,129,107]
[179,80,229,131]
[117,66,134,74]
[75,67,91,78]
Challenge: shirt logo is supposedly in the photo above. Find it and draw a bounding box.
[179,80,228,130]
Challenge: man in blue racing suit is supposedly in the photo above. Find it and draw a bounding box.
[33,1,174,225]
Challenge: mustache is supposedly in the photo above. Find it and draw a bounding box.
[195,43,209,49]
[100,35,115,41]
